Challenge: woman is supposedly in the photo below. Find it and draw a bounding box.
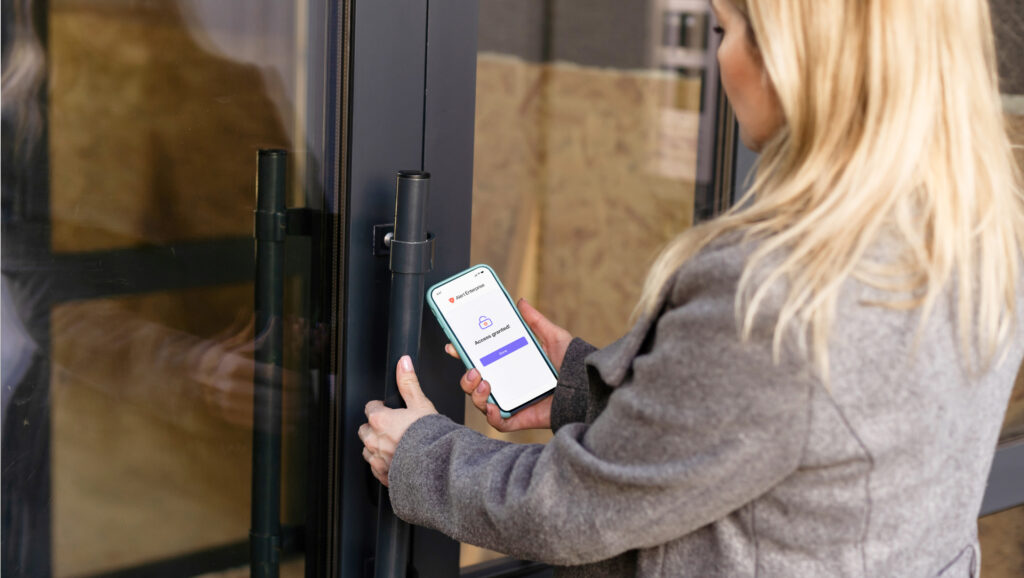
[359,0,1024,575]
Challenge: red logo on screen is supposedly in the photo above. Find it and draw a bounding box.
[448,297,455,303]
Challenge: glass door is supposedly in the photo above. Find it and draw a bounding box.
[334,1,731,576]
[2,0,342,575]
[329,0,476,575]
[977,2,1024,576]
[462,0,722,570]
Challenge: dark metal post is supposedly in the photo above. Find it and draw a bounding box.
[375,171,434,578]
[252,149,287,578]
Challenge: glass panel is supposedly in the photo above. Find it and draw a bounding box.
[979,504,1024,578]
[995,0,1024,444]
[48,0,302,254]
[462,0,706,567]
[3,0,330,574]
[51,286,305,574]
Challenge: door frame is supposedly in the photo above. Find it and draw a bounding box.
[327,2,744,576]
[328,0,478,575]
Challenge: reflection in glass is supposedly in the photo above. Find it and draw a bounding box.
[3,0,321,574]
[51,286,304,574]
[994,0,1024,444]
[1000,102,1023,443]
[48,0,298,254]
[463,0,706,567]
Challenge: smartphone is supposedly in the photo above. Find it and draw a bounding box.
[426,265,558,418]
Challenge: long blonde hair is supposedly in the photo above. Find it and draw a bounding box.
[639,0,1024,381]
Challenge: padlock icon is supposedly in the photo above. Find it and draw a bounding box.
[478,315,493,330]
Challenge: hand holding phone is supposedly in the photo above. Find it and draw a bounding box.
[426,265,568,422]
[453,362,554,431]
[445,297,571,431]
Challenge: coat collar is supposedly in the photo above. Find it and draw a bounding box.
[584,277,674,387]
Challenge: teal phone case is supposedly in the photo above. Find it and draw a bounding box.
[425,264,558,419]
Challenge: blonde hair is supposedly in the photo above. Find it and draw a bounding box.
[1,0,45,154]
[639,0,1024,381]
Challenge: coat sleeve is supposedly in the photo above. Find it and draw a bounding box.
[549,337,598,432]
[387,266,815,566]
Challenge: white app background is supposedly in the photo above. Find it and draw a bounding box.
[433,267,556,410]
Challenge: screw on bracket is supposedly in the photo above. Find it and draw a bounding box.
[372,224,395,256]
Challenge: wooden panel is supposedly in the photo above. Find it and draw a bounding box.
[999,111,1024,444]
[463,52,701,566]
[471,55,699,349]
[979,505,1024,578]
[48,2,290,253]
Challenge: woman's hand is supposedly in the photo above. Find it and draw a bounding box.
[446,298,572,433]
[359,355,438,486]
[519,298,573,371]
[190,315,306,430]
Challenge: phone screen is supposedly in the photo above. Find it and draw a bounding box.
[430,266,557,412]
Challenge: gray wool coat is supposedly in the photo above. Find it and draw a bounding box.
[388,238,1023,577]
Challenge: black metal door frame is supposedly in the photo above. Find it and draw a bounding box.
[330,0,478,576]
[327,2,743,576]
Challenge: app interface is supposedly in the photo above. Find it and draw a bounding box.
[432,267,557,411]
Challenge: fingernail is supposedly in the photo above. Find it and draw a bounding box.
[467,368,479,381]
[400,355,413,372]
[475,382,486,394]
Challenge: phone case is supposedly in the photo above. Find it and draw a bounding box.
[425,264,558,419]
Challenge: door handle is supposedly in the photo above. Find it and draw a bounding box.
[374,170,434,578]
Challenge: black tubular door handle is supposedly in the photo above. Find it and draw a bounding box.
[375,170,433,578]
[252,149,286,578]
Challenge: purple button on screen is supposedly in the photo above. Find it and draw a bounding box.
[480,336,529,367]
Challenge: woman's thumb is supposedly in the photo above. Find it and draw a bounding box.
[517,298,550,334]
[396,355,428,408]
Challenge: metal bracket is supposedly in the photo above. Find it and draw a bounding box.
[372,224,394,256]
[389,234,435,274]
[254,209,287,242]
[371,224,434,273]
[255,208,317,241]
